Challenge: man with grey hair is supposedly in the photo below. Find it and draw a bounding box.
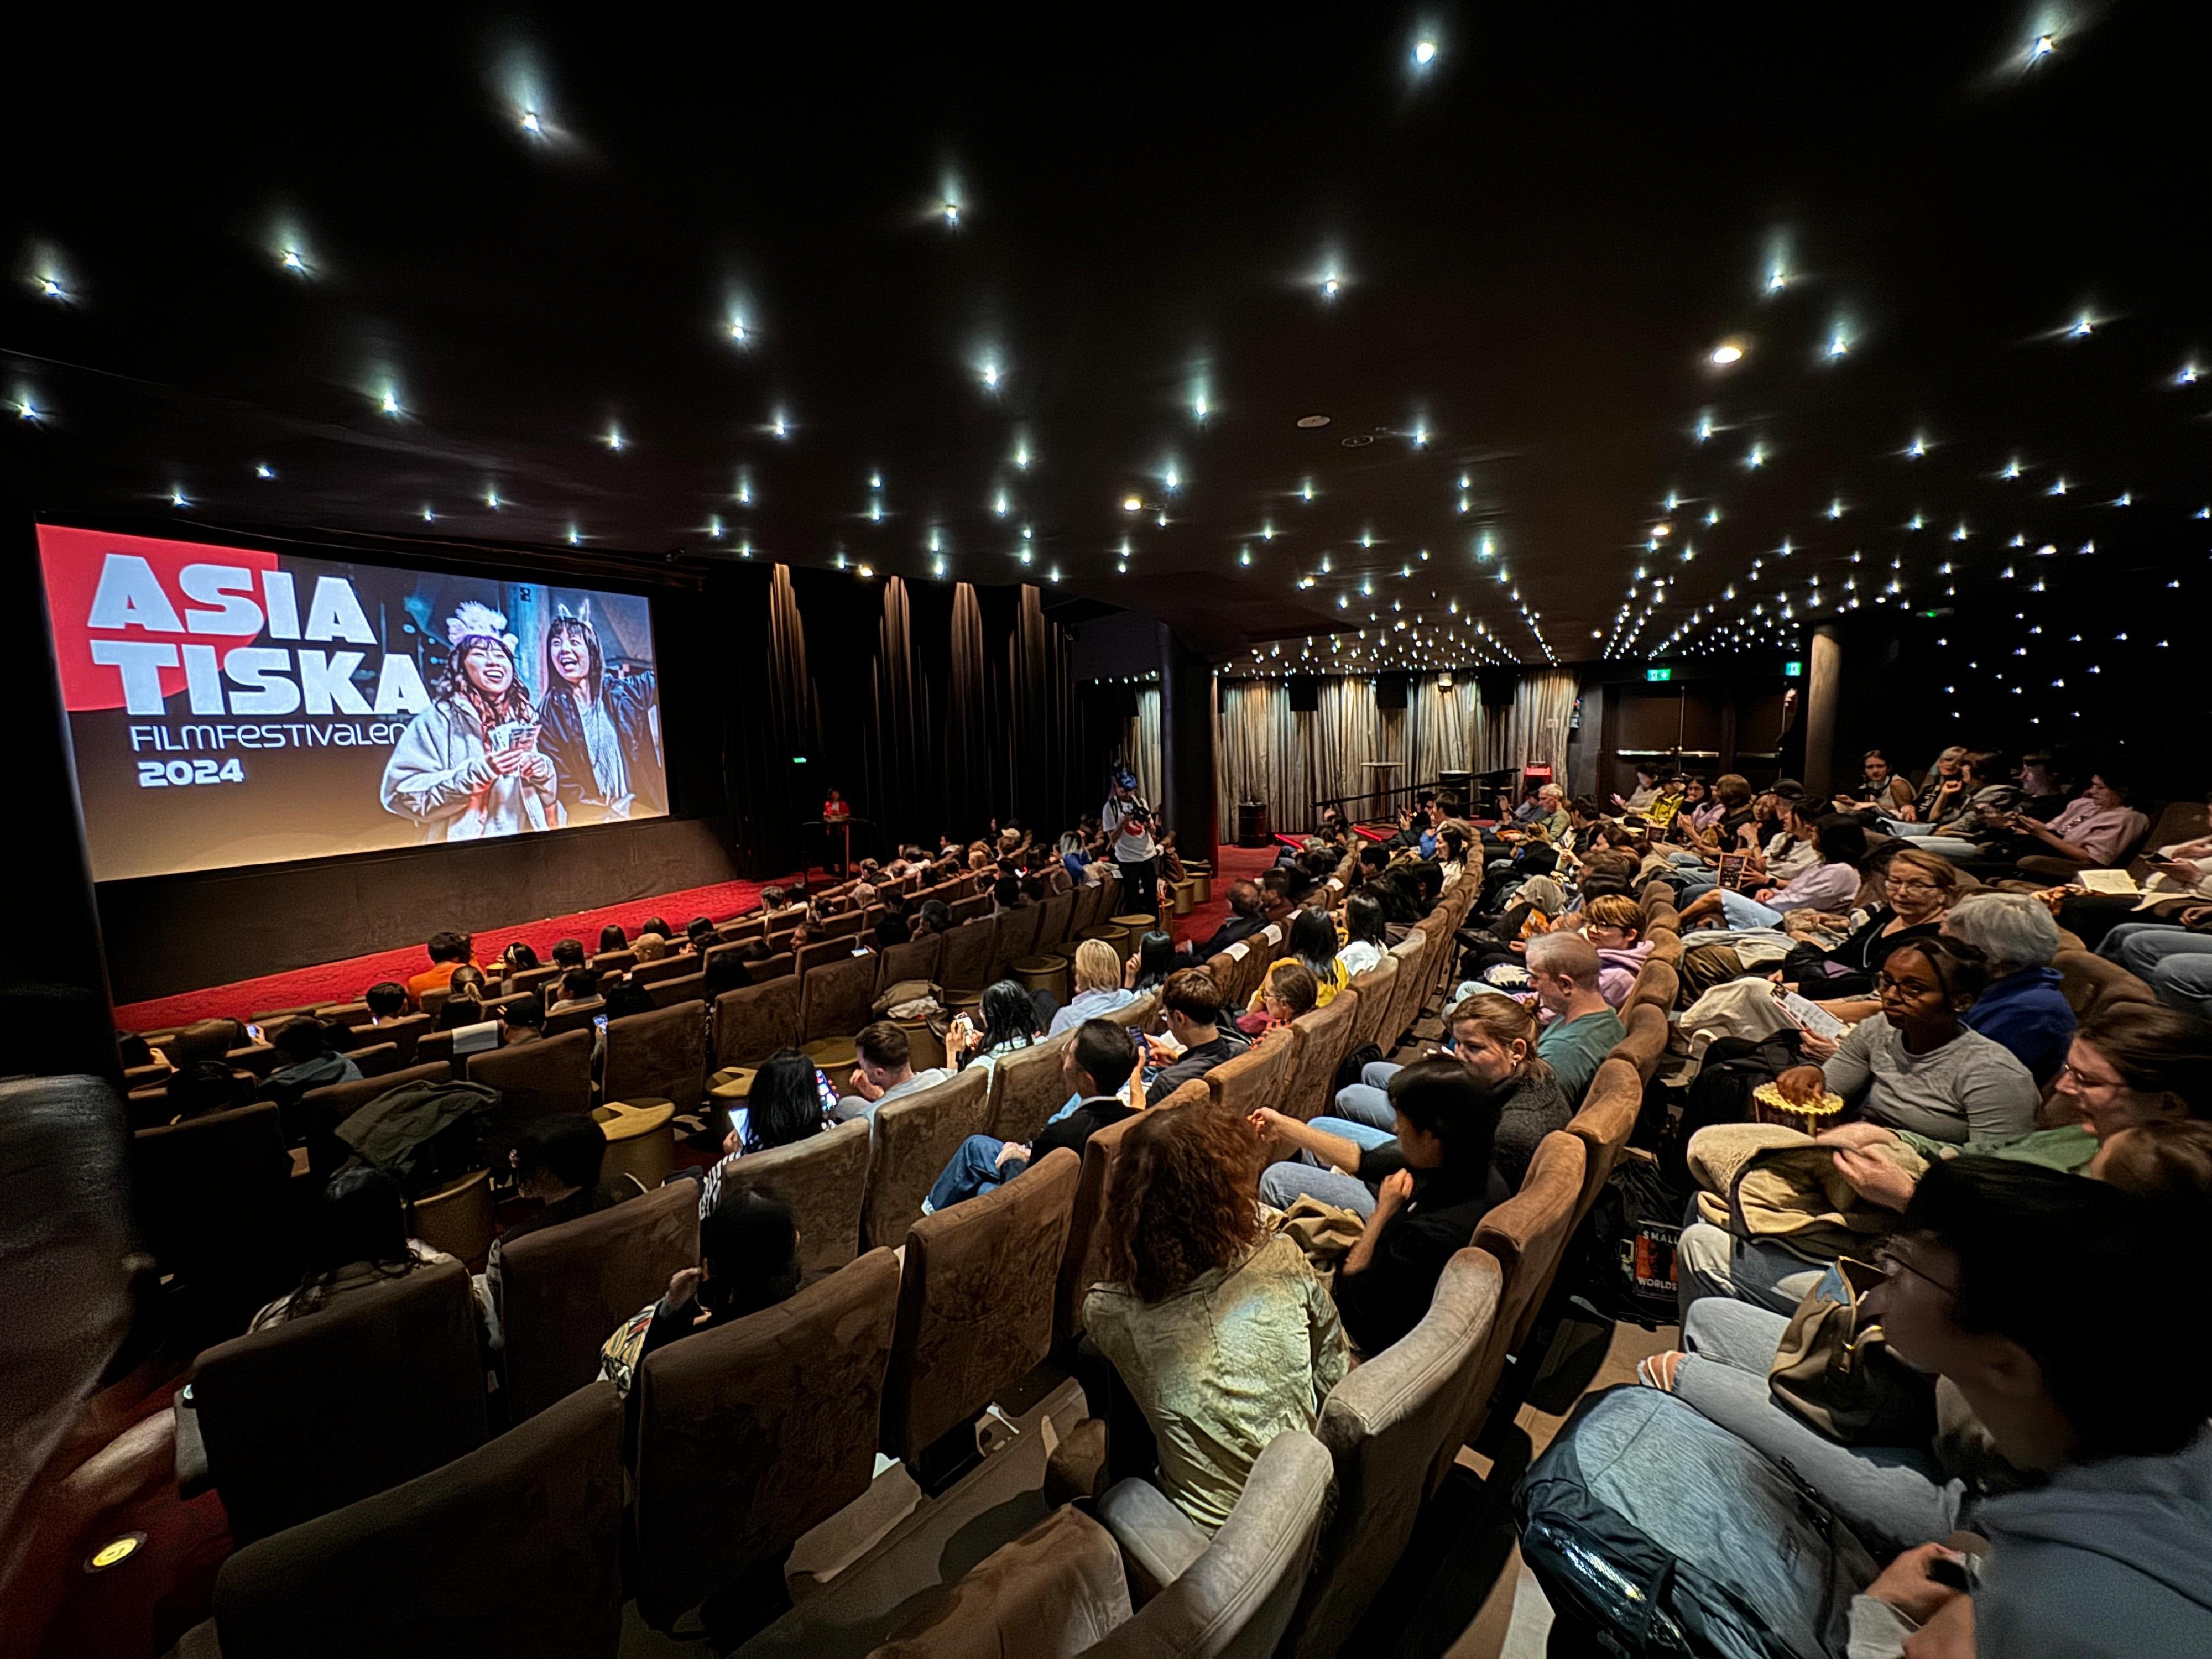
[1525,932,1625,1105]
[1942,891,2075,1085]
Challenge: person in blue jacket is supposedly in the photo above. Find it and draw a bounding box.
[1943,893,2076,1086]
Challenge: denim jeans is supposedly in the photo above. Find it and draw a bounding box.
[1673,1297,1961,1553]
[2100,924,2212,1019]
[1258,1116,1392,1217]
[1676,1219,1830,1319]
[926,1134,1020,1213]
[1717,888,1785,930]
[1331,1062,1402,1131]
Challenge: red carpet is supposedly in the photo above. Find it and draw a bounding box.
[1173,844,1278,950]
[112,872,797,1032]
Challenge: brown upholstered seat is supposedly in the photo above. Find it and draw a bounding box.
[500,1181,697,1422]
[713,1115,872,1277]
[588,948,637,974]
[1564,1058,1642,1236]
[795,938,850,978]
[748,952,796,984]
[1345,955,1400,1055]
[940,918,997,991]
[802,952,880,1045]
[1035,890,1075,953]
[1611,1000,1669,1084]
[950,893,992,923]
[713,975,802,1068]
[346,1040,401,1078]
[191,1259,488,1543]
[1281,989,1360,1121]
[183,1383,624,1659]
[1378,935,1430,1053]
[862,1066,995,1249]
[629,1249,902,1631]
[465,1030,594,1155]
[628,954,696,988]
[874,931,943,991]
[863,1504,1131,1658]
[1282,1248,1505,1659]
[300,1060,450,1128]
[2054,947,2158,1020]
[131,1103,298,1322]
[647,969,708,1010]
[603,1000,709,1109]
[1626,958,1680,1017]
[1203,1029,1299,1119]
[820,910,864,938]
[1443,1131,1586,1459]
[1100,990,1158,1035]
[315,1000,374,1027]
[544,997,608,1037]
[985,1031,1076,1144]
[990,906,1044,975]
[881,1146,1081,1460]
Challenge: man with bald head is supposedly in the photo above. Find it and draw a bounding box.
[1190,880,1267,959]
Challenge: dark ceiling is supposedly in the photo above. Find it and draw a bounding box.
[7,4,2208,672]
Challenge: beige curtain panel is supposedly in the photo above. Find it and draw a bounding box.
[1212,669,1578,837]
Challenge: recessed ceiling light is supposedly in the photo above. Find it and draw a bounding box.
[1296,414,1332,429]
[1710,341,1745,366]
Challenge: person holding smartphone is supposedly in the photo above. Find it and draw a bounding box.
[381,601,559,842]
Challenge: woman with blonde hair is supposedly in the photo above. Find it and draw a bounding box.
[1047,937,1141,1034]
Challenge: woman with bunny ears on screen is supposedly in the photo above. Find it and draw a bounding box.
[380,600,560,841]
[536,599,665,822]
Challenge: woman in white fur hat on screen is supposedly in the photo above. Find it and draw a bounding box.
[380,601,560,841]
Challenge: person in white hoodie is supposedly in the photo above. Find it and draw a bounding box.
[1847,1155,2212,1657]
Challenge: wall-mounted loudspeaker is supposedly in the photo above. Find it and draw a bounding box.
[1476,669,1517,709]
[1288,676,1319,713]
[1375,672,1410,711]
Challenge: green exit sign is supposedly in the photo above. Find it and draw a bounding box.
[1784,660,1803,677]
[1646,667,1673,682]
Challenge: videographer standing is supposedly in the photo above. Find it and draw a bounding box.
[1103,768,1161,918]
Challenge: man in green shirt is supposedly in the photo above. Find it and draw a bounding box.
[1527,932,1627,1106]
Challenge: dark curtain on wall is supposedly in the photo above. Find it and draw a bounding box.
[717,564,1082,877]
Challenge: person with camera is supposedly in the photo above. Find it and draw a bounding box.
[1104,767,1162,916]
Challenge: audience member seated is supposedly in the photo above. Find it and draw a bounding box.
[1611,763,1665,815]
[1253,909,1350,1011]
[1324,1060,1512,1357]
[596,924,628,956]
[363,980,410,1025]
[548,968,603,1015]
[550,937,587,972]
[1986,769,2148,879]
[1941,891,2075,1085]
[1190,881,1266,959]
[1533,1159,2212,1658]
[1677,937,2044,1317]
[632,932,668,964]
[157,1016,247,1069]
[948,980,1045,1075]
[638,914,672,941]
[405,930,474,1007]
[1578,894,1651,1009]
[1520,934,1627,1104]
[697,1047,831,1214]
[599,1189,801,1397]
[499,940,540,975]
[163,1060,252,1124]
[249,1167,500,1352]
[1236,961,1318,1041]
[1139,969,1251,1095]
[1324,992,1571,1181]
[1337,892,1389,977]
[259,1018,362,1104]
[1084,1100,1350,1531]
[599,966,658,1020]
[1677,815,1867,932]
[482,1115,639,1308]
[925,1020,1141,1213]
[1051,939,1141,1034]
[1126,928,1176,993]
[1831,747,1916,818]
[833,1020,951,1122]
[1691,845,1957,1005]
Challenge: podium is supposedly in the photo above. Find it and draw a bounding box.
[802,816,871,876]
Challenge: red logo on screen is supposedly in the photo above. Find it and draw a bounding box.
[38,525,281,712]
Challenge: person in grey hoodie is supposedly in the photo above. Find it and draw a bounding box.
[1847,1155,2212,1657]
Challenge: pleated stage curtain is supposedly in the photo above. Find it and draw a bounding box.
[1215,670,1583,836]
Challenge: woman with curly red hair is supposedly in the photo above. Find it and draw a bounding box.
[1083,1101,1349,1530]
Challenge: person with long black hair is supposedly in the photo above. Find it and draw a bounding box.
[536,602,665,821]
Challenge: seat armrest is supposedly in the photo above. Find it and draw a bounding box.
[173,1387,211,1495]
[1098,1476,1208,1603]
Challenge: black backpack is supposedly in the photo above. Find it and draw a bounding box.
[1657,1031,1802,1191]
[1579,1156,1689,1329]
